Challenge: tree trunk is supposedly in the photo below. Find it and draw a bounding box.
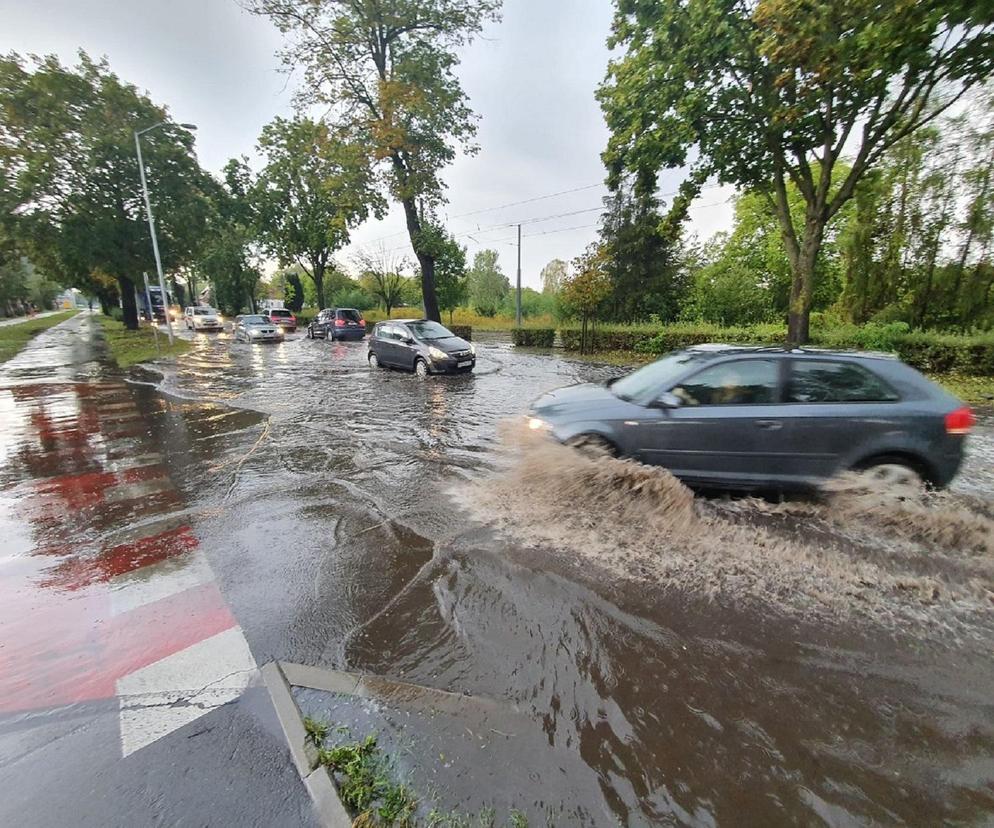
[784,220,824,346]
[313,260,325,309]
[118,276,139,330]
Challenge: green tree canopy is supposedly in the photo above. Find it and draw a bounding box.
[467,249,509,316]
[600,0,994,342]
[0,52,212,327]
[247,0,501,322]
[253,117,382,308]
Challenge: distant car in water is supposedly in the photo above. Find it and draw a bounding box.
[266,308,297,332]
[184,306,223,332]
[368,319,475,377]
[233,314,283,344]
[308,308,366,341]
[528,345,975,490]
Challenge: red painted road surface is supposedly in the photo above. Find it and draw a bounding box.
[0,316,255,755]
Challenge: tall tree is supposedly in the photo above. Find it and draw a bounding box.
[253,117,381,308]
[467,249,508,317]
[246,0,501,322]
[0,53,211,328]
[418,223,467,322]
[540,259,568,295]
[356,248,407,315]
[600,0,994,343]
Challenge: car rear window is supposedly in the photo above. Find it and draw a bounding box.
[787,360,899,403]
[337,309,362,322]
[270,309,292,317]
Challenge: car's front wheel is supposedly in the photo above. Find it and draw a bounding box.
[565,434,616,458]
[414,358,429,378]
[368,352,380,369]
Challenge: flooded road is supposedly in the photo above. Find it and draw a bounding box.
[2,316,992,826]
[153,327,994,825]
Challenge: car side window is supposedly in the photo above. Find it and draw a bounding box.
[378,325,396,341]
[787,360,899,403]
[670,359,779,406]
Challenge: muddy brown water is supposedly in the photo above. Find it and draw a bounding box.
[148,329,994,825]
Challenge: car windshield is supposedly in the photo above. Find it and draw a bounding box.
[407,320,453,340]
[270,309,292,317]
[242,315,268,325]
[194,308,212,315]
[610,352,707,402]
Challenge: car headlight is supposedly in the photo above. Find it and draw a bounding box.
[428,346,447,360]
[470,343,476,356]
[527,416,551,432]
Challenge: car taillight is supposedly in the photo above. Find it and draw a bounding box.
[945,406,976,435]
[358,319,366,327]
[335,318,347,327]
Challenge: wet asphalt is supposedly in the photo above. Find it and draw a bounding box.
[2,313,993,826]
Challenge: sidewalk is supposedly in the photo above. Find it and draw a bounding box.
[0,314,314,827]
[0,310,63,328]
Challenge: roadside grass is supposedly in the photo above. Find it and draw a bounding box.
[310,720,529,827]
[362,308,557,331]
[96,315,189,367]
[0,311,78,363]
[930,372,994,405]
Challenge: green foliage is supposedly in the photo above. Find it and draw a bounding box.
[332,286,377,311]
[510,328,555,348]
[303,717,329,745]
[253,117,382,307]
[417,224,467,315]
[357,250,410,315]
[599,0,994,341]
[467,250,509,317]
[539,259,567,295]
[560,244,612,319]
[682,259,775,326]
[247,0,502,321]
[497,287,555,320]
[0,52,213,329]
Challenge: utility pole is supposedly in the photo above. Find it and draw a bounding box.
[143,272,160,354]
[516,223,522,327]
[135,121,196,344]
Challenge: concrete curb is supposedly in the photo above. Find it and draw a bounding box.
[262,660,508,827]
[260,662,351,828]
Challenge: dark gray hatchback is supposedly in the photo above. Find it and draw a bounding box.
[529,345,976,490]
[368,319,475,376]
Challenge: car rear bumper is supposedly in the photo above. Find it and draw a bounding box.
[327,328,365,340]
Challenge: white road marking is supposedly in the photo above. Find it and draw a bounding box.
[117,627,256,757]
[110,554,214,616]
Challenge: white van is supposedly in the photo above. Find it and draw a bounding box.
[184,306,223,331]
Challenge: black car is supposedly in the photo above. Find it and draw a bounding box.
[368,319,475,377]
[308,308,367,341]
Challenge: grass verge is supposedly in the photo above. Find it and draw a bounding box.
[0,311,78,363]
[930,373,994,405]
[309,720,529,828]
[96,315,189,367]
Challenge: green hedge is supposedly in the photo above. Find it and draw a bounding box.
[449,324,472,341]
[558,321,994,376]
[512,328,555,347]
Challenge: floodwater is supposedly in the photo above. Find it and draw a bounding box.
[142,327,994,825]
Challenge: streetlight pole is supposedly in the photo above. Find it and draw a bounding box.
[134,121,197,346]
[515,223,522,328]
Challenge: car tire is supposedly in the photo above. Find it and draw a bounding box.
[368,353,380,370]
[414,359,430,378]
[565,434,616,458]
[858,459,924,494]
[307,326,313,339]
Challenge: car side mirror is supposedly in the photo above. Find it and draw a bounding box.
[653,392,683,409]
[404,337,415,345]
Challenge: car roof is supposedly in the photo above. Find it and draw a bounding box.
[682,344,898,362]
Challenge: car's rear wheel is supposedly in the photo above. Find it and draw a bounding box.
[857,459,925,497]
[565,434,616,458]
[368,353,380,370]
[307,326,313,339]
[415,359,429,378]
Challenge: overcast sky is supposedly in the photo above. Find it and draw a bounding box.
[0,0,735,289]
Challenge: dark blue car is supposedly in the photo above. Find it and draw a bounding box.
[529,345,975,490]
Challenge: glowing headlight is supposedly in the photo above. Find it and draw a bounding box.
[469,343,476,355]
[527,416,551,431]
[428,346,447,360]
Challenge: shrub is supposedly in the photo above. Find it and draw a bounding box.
[110,306,124,322]
[449,324,472,341]
[512,328,555,347]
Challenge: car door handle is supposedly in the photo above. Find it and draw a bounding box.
[756,420,783,431]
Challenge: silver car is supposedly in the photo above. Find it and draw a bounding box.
[233,314,284,344]
[529,345,976,490]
